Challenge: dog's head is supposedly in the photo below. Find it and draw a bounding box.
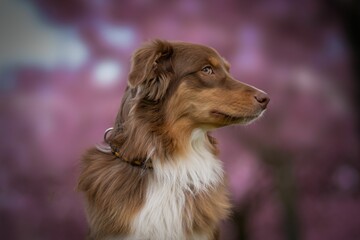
[120,40,269,130]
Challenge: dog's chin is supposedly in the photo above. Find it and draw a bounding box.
[210,110,264,126]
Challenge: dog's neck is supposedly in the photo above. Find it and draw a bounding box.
[110,145,154,169]
[128,128,224,240]
[152,128,223,191]
[109,121,218,171]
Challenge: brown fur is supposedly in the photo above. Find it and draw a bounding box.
[184,181,230,239]
[78,148,149,239]
[78,40,269,239]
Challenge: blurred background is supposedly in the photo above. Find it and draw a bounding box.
[1,0,359,239]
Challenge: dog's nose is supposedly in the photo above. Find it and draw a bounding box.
[254,92,270,109]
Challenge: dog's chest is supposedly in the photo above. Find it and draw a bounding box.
[127,133,224,240]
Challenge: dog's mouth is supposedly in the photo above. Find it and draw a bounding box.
[210,110,262,124]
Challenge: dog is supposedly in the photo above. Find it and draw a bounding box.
[77,40,269,240]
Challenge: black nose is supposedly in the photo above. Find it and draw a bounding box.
[254,92,270,109]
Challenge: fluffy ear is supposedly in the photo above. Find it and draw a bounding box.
[128,40,174,101]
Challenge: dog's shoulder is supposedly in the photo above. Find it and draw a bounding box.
[77,148,149,237]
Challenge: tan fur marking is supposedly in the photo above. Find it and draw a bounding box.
[184,180,231,238]
[166,81,261,130]
[208,57,221,68]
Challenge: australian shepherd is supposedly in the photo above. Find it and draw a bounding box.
[78,40,269,240]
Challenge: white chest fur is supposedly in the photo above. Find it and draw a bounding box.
[126,129,224,240]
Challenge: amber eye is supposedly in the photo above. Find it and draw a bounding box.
[201,66,214,75]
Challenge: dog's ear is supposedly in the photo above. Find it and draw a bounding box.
[128,40,174,101]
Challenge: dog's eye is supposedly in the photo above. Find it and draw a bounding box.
[201,66,214,75]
